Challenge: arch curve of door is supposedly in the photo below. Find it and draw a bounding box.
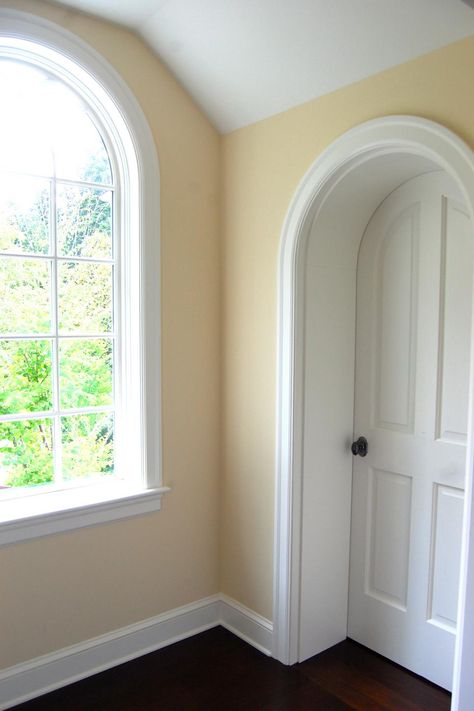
[274,116,474,711]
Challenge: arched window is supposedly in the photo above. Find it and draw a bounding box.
[0,13,165,545]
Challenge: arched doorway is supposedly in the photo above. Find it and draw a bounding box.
[273,116,474,710]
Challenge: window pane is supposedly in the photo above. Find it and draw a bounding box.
[48,81,112,184]
[0,62,112,183]
[0,258,52,334]
[54,120,112,184]
[58,261,113,334]
[59,338,113,409]
[57,185,112,258]
[0,124,54,178]
[0,176,50,255]
[61,413,114,481]
[0,340,53,415]
[0,418,54,488]
[0,61,54,177]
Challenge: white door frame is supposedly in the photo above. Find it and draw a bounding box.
[273,116,474,710]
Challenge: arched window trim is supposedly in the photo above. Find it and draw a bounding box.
[0,9,166,546]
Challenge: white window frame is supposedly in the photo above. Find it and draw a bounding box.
[0,9,167,547]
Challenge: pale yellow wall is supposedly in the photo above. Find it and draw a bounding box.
[2,0,474,671]
[0,0,221,667]
[220,36,474,619]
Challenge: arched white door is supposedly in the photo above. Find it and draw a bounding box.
[274,115,474,711]
[349,172,472,690]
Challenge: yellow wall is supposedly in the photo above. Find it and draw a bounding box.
[220,35,474,619]
[2,0,474,671]
[0,0,221,667]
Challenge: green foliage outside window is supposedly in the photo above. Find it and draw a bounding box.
[0,175,115,489]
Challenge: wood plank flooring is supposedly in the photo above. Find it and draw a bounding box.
[14,627,451,710]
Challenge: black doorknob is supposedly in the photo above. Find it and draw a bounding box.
[351,436,368,457]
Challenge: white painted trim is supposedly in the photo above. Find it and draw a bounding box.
[0,596,220,711]
[0,595,273,710]
[274,116,474,710]
[219,595,273,656]
[0,486,171,547]
[0,9,164,543]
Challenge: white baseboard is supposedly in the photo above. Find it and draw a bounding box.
[0,594,273,710]
[0,596,220,711]
[219,595,273,656]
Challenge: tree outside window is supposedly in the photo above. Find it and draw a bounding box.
[0,59,118,492]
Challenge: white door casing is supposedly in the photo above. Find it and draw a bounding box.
[273,116,474,711]
[348,172,471,690]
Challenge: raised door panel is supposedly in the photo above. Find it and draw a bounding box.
[366,468,412,610]
[428,485,464,632]
[375,205,419,433]
[436,199,473,444]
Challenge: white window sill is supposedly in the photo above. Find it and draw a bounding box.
[0,484,171,547]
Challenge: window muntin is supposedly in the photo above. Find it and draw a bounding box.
[0,58,119,495]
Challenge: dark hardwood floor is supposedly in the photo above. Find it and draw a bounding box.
[14,627,451,710]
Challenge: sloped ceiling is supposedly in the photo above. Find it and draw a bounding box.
[54,0,474,133]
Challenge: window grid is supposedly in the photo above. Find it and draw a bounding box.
[0,170,116,490]
[0,252,114,265]
[0,406,115,423]
[51,175,62,484]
